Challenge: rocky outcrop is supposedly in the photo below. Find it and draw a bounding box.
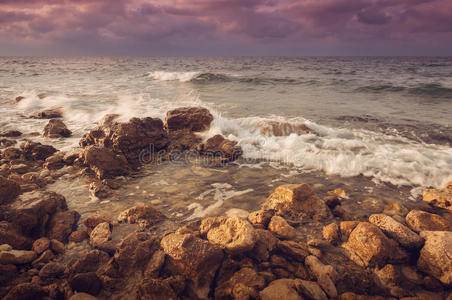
[423,182,452,211]
[43,119,72,138]
[201,134,242,162]
[0,175,20,204]
[165,107,213,132]
[262,183,331,221]
[20,141,57,161]
[82,145,130,179]
[405,210,452,232]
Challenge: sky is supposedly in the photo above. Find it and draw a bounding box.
[0,0,451,56]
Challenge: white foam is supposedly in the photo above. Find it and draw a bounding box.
[148,71,201,82]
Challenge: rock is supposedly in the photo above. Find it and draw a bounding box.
[323,223,340,244]
[0,175,21,204]
[43,119,72,138]
[260,279,303,300]
[278,240,309,262]
[294,279,328,300]
[202,134,242,161]
[323,195,341,209]
[0,263,17,283]
[15,96,25,102]
[47,210,80,242]
[268,215,296,239]
[262,183,331,221]
[249,228,279,262]
[89,182,111,199]
[70,272,102,296]
[406,210,452,232]
[82,145,130,179]
[0,221,33,249]
[340,221,359,242]
[369,214,424,249]
[165,107,213,132]
[343,222,408,267]
[138,278,178,300]
[69,230,89,242]
[20,141,57,161]
[117,205,165,228]
[69,249,110,275]
[144,250,165,278]
[201,216,257,254]
[259,121,315,136]
[161,233,224,299]
[32,237,50,254]
[32,249,55,266]
[44,152,66,170]
[423,183,452,211]
[417,231,452,285]
[305,255,338,298]
[69,293,98,300]
[63,148,82,165]
[215,267,265,299]
[50,239,65,253]
[83,214,111,233]
[3,283,47,300]
[39,262,65,278]
[0,249,37,264]
[0,130,22,137]
[89,222,111,248]
[248,210,274,227]
[36,108,63,119]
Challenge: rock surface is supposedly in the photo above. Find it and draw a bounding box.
[117,205,165,228]
[89,222,111,248]
[0,176,20,204]
[268,215,296,239]
[260,279,303,300]
[43,119,72,138]
[405,210,452,232]
[165,107,213,132]
[0,249,37,264]
[82,145,130,179]
[423,182,452,211]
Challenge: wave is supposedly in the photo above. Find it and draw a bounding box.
[148,71,231,83]
[356,83,452,98]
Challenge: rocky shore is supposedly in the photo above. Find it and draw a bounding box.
[1,106,452,299]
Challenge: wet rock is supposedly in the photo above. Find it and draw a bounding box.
[340,221,359,242]
[3,283,47,300]
[165,107,213,132]
[39,262,65,278]
[259,121,316,136]
[69,230,89,242]
[43,119,72,138]
[117,205,165,228]
[0,263,17,283]
[32,249,55,266]
[202,134,242,161]
[305,255,338,298]
[418,231,452,285]
[161,233,224,299]
[50,239,65,254]
[250,229,279,262]
[369,214,424,249]
[1,146,21,159]
[0,249,37,264]
[47,210,80,242]
[89,222,111,248]
[15,96,25,102]
[201,216,257,254]
[0,130,22,137]
[69,249,110,275]
[343,222,408,267]
[215,267,266,299]
[69,293,98,300]
[44,152,66,170]
[260,279,303,300]
[248,209,274,228]
[294,279,327,300]
[138,278,178,300]
[0,175,21,204]
[278,240,309,262]
[268,215,296,239]
[82,145,130,179]
[63,148,82,165]
[143,250,165,278]
[166,128,202,152]
[35,108,63,119]
[423,183,452,211]
[405,210,452,232]
[323,223,340,244]
[83,214,111,233]
[70,272,102,296]
[89,182,111,199]
[0,221,33,249]
[20,141,57,161]
[262,183,331,221]
[32,237,50,254]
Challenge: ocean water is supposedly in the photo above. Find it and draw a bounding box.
[1,56,452,195]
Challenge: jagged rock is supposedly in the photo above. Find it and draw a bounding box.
[117,205,165,228]
[3,283,47,300]
[82,145,130,179]
[0,130,22,137]
[44,152,66,170]
[32,237,50,254]
[423,182,452,211]
[43,119,72,138]
[83,214,111,233]
[369,214,424,249]
[278,240,309,262]
[70,272,102,296]
[0,175,20,204]
[161,233,224,299]
[69,230,89,242]
[0,249,37,264]
[248,210,274,228]
[268,215,296,239]
[215,267,265,299]
[0,221,33,249]
[47,210,80,242]
[201,216,257,254]
[294,279,327,300]
[202,134,242,161]
[63,148,82,165]
[260,279,303,300]
[418,231,452,285]
[249,229,279,262]
[305,255,338,298]
[89,222,111,248]
[165,107,213,132]
[20,141,57,161]
[262,183,331,221]
[405,210,452,232]
[323,223,340,244]
[259,121,315,136]
[39,262,65,278]
[343,222,408,267]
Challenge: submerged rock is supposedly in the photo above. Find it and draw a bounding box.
[43,119,72,138]
[0,130,22,137]
[117,205,165,228]
[202,134,242,162]
[405,209,452,232]
[165,107,213,132]
[215,267,265,299]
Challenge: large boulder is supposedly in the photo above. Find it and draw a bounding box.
[369,214,424,249]
[262,183,331,221]
[0,175,20,205]
[268,215,296,239]
[0,222,33,249]
[417,231,452,285]
[405,210,452,232]
[343,222,408,267]
[46,210,80,242]
[422,182,452,211]
[161,233,224,299]
[200,216,257,254]
[82,145,130,179]
[165,107,213,132]
[43,119,72,138]
[20,141,57,161]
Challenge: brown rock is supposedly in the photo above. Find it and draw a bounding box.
[0,248,37,264]
[0,221,33,249]
[39,262,65,278]
[70,272,102,296]
[32,249,55,266]
[423,183,452,211]
[323,223,340,244]
[138,278,178,300]
[0,263,17,283]
[20,141,57,161]
[248,210,274,227]
[0,130,22,137]
[278,240,309,262]
[3,283,47,300]
[406,210,452,232]
[369,214,424,249]
[83,215,111,233]
[43,119,72,138]
[44,152,66,170]
[260,279,303,300]
[82,145,130,179]
[343,222,408,267]
[202,134,242,161]
[144,250,165,278]
[165,107,213,132]
[36,108,63,119]
[417,231,452,285]
[69,249,110,275]
[69,230,89,242]
[0,175,20,205]
[32,237,50,254]
[262,183,331,221]
[268,215,296,239]
[50,239,65,253]
[250,228,279,262]
[294,279,327,300]
[47,210,80,242]
[215,267,266,299]
[117,205,165,228]
[340,221,359,242]
[305,255,338,298]
[89,222,111,248]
